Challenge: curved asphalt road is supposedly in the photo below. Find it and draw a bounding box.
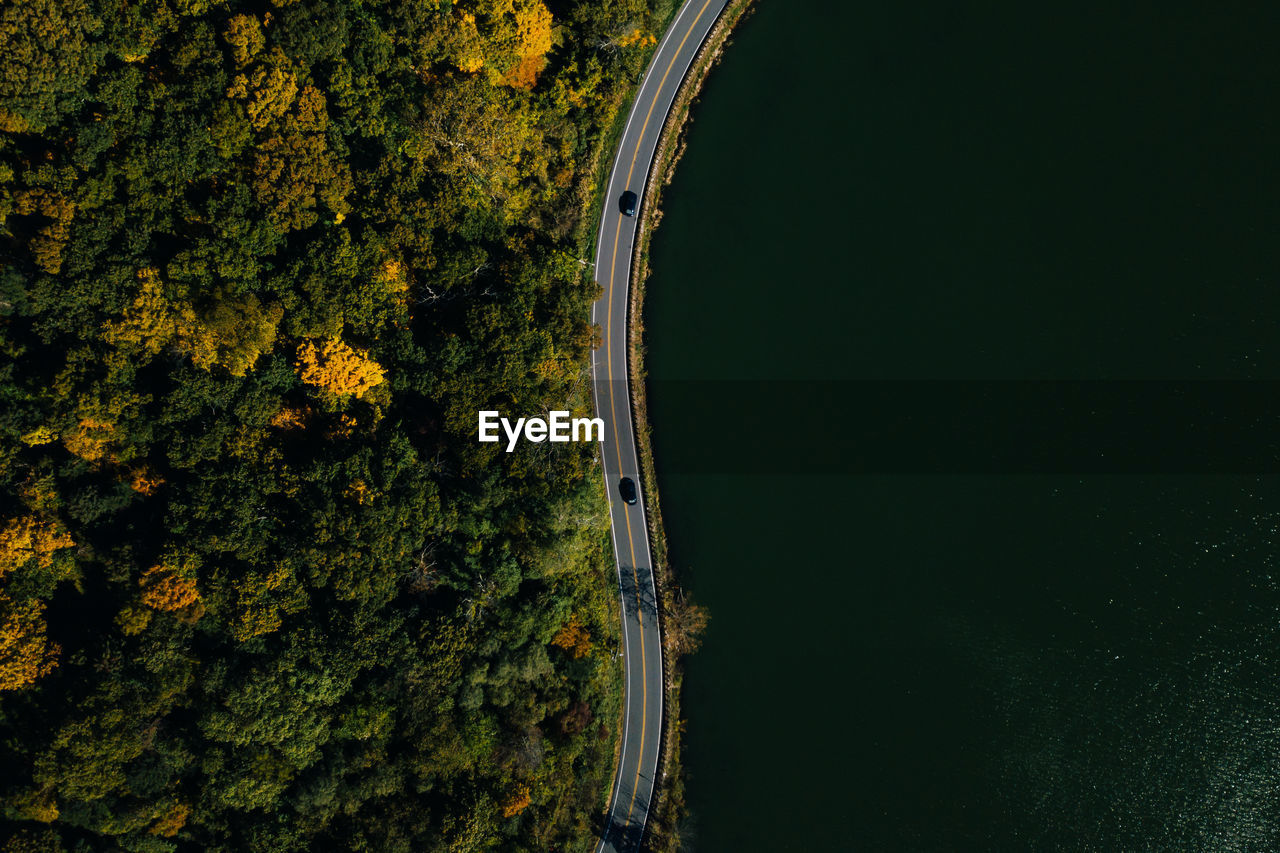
[590,1,730,850]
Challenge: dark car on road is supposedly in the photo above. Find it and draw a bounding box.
[619,191,638,217]
[618,477,638,505]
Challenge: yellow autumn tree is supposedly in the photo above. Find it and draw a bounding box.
[13,189,75,274]
[453,12,485,73]
[504,0,553,90]
[451,0,553,88]
[62,416,115,462]
[513,0,553,59]
[103,269,182,355]
[226,48,298,130]
[345,479,371,504]
[504,0,555,89]
[295,338,386,398]
[615,27,657,49]
[7,787,59,823]
[222,14,264,68]
[19,426,58,447]
[0,595,60,692]
[378,258,409,293]
[139,564,201,613]
[105,269,282,376]
[0,516,74,580]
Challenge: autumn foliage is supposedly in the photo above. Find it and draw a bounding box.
[0,517,74,579]
[295,338,386,398]
[61,417,116,463]
[12,189,75,274]
[501,784,532,817]
[104,269,283,377]
[139,564,201,614]
[0,595,60,692]
[551,614,592,658]
[0,0,660,844]
[149,802,191,838]
[0,517,73,691]
[222,15,265,68]
[128,468,165,497]
[269,405,310,430]
[453,0,554,89]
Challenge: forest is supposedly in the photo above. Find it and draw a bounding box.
[0,0,673,849]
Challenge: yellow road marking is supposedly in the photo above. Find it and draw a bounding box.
[599,0,718,837]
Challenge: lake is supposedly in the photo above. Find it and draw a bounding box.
[643,2,1280,849]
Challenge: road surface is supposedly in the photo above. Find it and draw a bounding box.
[590,1,731,850]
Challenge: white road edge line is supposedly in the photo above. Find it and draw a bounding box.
[590,4,699,846]
[591,2,725,849]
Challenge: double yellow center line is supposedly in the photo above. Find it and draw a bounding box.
[601,0,719,839]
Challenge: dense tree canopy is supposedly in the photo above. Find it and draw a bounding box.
[0,0,674,848]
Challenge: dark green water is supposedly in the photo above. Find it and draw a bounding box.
[643,3,1280,850]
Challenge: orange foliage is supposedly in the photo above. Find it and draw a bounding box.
[269,405,310,429]
[454,12,484,73]
[295,338,386,398]
[149,802,191,837]
[503,54,546,90]
[501,784,532,818]
[0,516,74,580]
[327,413,359,440]
[551,614,591,659]
[129,468,165,496]
[616,28,657,48]
[503,1,552,89]
[140,564,201,614]
[0,595,60,692]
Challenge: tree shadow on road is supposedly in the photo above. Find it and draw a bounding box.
[594,806,650,853]
[619,562,658,621]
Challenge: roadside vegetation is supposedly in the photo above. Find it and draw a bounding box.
[0,0,675,849]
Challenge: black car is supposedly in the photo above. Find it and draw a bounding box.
[618,477,638,505]
[619,190,638,217]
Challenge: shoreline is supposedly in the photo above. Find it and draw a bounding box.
[622,0,756,847]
